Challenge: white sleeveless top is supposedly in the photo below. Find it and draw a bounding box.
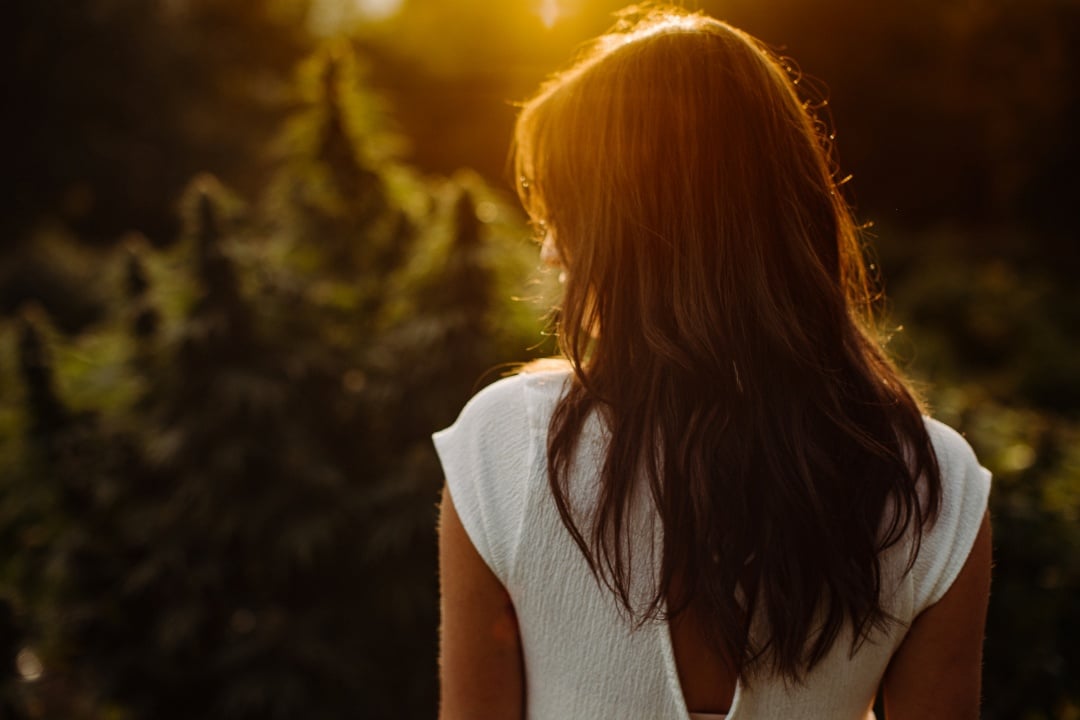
[433,370,991,720]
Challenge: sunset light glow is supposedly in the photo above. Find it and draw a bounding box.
[536,0,561,28]
[309,0,403,34]
[351,0,403,20]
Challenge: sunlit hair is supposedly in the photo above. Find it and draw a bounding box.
[513,6,942,681]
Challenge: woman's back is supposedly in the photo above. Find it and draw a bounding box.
[434,368,990,719]
[436,7,992,718]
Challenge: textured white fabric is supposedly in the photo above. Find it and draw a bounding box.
[433,369,992,720]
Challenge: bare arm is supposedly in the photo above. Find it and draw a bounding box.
[883,511,992,719]
[438,485,525,720]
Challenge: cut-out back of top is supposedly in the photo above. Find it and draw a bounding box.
[668,579,738,717]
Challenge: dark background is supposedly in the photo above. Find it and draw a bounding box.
[1,0,1077,717]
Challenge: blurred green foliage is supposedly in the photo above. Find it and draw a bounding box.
[1,1,1078,719]
[877,232,1080,720]
[0,36,549,719]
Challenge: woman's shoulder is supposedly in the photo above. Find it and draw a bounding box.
[446,361,572,434]
[922,416,984,477]
[921,415,992,533]
[432,363,572,584]
[909,415,992,614]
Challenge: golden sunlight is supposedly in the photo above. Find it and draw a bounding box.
[536,0,561,28]
[351,0,403,20]
[309,0,403,34]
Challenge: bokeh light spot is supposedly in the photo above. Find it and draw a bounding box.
[16,647,44,682]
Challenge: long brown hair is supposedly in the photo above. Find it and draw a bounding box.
[513,7,941,681]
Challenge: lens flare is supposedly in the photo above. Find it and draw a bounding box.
[536,0,560,28]
[352,0,403,20]
[16,648,43,682]
[309,0,403,34]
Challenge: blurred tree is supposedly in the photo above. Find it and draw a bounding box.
[872,225,1080,719]
[0,39,545,720]
[926,389,1080,720]
[3,0,315,328]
